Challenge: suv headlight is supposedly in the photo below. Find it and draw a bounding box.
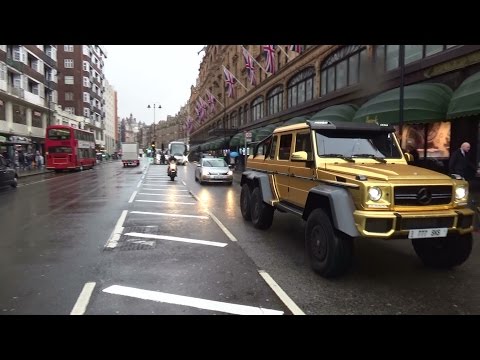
[455,186,467,200]
[368,186,382,201]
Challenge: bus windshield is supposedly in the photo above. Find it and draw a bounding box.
[48,129,71,140]
[170,143,186,156]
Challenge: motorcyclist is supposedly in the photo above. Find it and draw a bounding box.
[167,154,176,175]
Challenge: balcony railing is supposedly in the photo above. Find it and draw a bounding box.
[7,85,24,98]
[6,57,24,72]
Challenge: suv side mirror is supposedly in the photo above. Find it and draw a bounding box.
[291,151,309,162]
[404,152,413,162]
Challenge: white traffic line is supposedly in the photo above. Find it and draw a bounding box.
[139,185,175,188]
[70,282,96,315]
[104,210,128,249]
[128,190,138,203]
[137,180,142,188]
[143,180,173,182]
[188,189,238,242]
[103,285,283,315]
[135,199,196,205]
[142,188,189,191]
[138,193,193,197]
[124,232,228,247]
[130,211,209,219]
[258,270,305,315]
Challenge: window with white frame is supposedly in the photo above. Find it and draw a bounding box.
[64,59,74,68]
[64,45,74,52]
[64,76,74,85]
[65,107,75,115]
[288,67,315,106]
[83,45,90,56]
[83,61,89,71]
[0,63,6,81]
[13,74,22,88]
[83,92,90,103]
[65,92,74,101]
[13,46,26,63]
[83,77,90,87]
[28,80,39,95]
[84,108,90,117]
[45,46,56,61]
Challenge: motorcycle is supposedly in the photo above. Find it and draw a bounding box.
[167,159,177,181]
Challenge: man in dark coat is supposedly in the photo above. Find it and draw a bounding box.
[449,142,472,178]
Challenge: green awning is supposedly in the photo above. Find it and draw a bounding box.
[229,133,245,148]
[447,71,480,119]
[283,115,310,126]
[253,124,278,142]
[353,83,453,124]
[310,104,358,122]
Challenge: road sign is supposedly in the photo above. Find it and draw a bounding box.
[245,131,252,142]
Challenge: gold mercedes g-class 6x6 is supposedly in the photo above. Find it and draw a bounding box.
[240,120,474,278]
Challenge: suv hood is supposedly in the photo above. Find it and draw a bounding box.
[324,162,452,181]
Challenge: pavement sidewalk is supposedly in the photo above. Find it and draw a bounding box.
[17,167,53,178]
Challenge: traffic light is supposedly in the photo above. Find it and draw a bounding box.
[151,142,156,155]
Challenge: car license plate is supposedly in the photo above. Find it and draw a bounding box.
[408,228,448,239]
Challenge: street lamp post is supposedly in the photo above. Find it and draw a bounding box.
[147,104,161,146]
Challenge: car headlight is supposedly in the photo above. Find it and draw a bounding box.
[227,170,233,175]
[455,186,467,200]
[368,186,382,201]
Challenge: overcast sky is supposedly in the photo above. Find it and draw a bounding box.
[103,45,205,125]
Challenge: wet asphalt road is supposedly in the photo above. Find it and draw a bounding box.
[0,159,290,315]
[1,159,479,314]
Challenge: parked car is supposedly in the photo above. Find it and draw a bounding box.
[0,154,18,188]
[194,157,233,185]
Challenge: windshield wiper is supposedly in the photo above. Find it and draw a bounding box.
[351,154,387,163]
[319,154,355,163]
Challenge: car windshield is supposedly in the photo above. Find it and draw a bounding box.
[315,129,402,159]
[203,159,227,167]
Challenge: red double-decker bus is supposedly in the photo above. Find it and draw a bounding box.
[45,125,96,171]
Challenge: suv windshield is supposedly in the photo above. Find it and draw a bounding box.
[315,130,402,159]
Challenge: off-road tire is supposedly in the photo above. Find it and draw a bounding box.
[250,186,274,230]
[412,233,473,268]
[240,183,252,221]
[305,208,353,278]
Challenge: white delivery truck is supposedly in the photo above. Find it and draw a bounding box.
[121,142,140,167]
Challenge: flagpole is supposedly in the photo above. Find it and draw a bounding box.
[241,45,268,74]
[222,65,248,91]
[276,45,290,59]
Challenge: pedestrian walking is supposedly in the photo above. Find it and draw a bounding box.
[449,142,474,179]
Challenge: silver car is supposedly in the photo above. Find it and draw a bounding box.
[194,157,233,185]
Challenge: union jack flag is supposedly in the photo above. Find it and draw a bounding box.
[195,99,205,122]
[223,66,236,98]
[289,45,304,53]
[242,47,257,86]
[185,116,193,134]
[263,45,276,74]
[199,96,209,119]
[206,90,216,113]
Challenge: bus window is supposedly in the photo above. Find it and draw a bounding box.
[49,146,73,153]
[48,129,71,140]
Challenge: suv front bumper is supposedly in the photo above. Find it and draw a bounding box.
[353,208,475,238]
